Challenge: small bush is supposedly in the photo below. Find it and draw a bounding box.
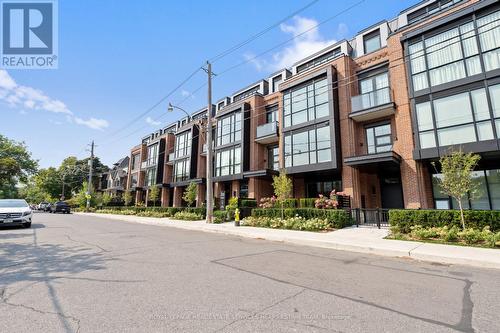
[251,208,353,229]
[172,211,204,221]
[213,210,227,224]
[458,228,483,245]
[389,209,500,233]
[240,199,257,208]
[241,216,330,231]
[299,198,316,208]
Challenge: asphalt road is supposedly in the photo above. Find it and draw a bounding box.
[1,213,499,333]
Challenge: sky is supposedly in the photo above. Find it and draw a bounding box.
[0,0,417,169]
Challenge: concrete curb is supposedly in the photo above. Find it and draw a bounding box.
[75,212,500,269]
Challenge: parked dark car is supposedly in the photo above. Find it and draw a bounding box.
[50,201,71,214]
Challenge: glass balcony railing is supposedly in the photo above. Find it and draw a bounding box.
[351,87,392,113]
[256,121,278,139]
[141,157,157,169]
[168,153,175,162]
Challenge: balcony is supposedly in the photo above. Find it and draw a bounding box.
[201,143,207,155]
[141,157,157,169]
[350,87,395,122]
[255,121,278,144]
[344,150,401,168]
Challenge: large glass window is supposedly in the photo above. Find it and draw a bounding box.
[415,86,499,149]
[268,145,279,171]
[173,159,190,182]
[131,154,140,171]
[130,174,138,188]
[216,112,242,146]
[477,10,500,72]
[365,123,392,154]
[363,29,381,54]
[145,144,158,167]
[266,105,278,123]
[356,71,390,110]
[407,10,500,91]
[215,146,241,177]
[146,168,157,187]
[284,123,331,167]
[283,77,329,128]
[432,169,500,210]
[175,131,192,158]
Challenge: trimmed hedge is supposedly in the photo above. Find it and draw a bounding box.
[299,198,316,208]
[240,199,257,208]
[252,208,353,229]
[389,209,500,233]
[98,206,206,218]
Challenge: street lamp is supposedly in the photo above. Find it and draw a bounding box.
[168,103,190,119]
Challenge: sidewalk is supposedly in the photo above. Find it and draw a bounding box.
[76,212,500,270]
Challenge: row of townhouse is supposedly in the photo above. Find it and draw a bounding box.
[120,0,500,211]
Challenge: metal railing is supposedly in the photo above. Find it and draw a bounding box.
[351,87,391,113]
[351,208,390,229]
[256,121,278,139]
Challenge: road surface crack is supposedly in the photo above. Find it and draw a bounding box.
[1,287,81,333]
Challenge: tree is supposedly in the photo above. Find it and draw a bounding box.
[102,192,112,207]
[33,167,62,199]
[272,169,293,219]
[123,190,133,206]
[0,135,38,198]
[19,182,52,203]
[183,182,197,207]
[148,186,160,207]
[433,150,481,230]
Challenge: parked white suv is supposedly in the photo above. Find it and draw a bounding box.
[0,199,32,228]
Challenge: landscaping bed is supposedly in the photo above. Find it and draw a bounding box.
[80,206,206,221]
[388,209,500,248]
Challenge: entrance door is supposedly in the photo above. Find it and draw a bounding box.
[380,170,404,209]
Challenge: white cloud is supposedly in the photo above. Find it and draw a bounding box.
[245,16,340,72]
[243,52,266,72]
[0,69,109,130]
[181,89,195,99]
[146,116,161,126]
[271,16,337,71]
[74,117,109,131]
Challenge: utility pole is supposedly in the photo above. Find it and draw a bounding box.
[61,174,65,201]
[86,140,95,210]
[205,61,214,223]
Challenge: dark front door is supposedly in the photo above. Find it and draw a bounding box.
[380,169,404,209]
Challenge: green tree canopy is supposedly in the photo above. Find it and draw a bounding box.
[0,135,38,198]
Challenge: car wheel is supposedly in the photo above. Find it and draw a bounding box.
[24,222,31,228]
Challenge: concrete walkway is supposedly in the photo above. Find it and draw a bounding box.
[76,212,500,270]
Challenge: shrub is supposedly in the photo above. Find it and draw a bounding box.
[314,191,339,209]
[241,216,330,231]
[251,208,353,229]
[389,209,500,233]
[136,210,169,218]
[458,228,483,245]
[280,199,297,208]
[299,198,316,208]
[259,196,276,208]
[227,197,239,210]
[213,210,227,224]
[240,199,257,208]
[172,211,204,221]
